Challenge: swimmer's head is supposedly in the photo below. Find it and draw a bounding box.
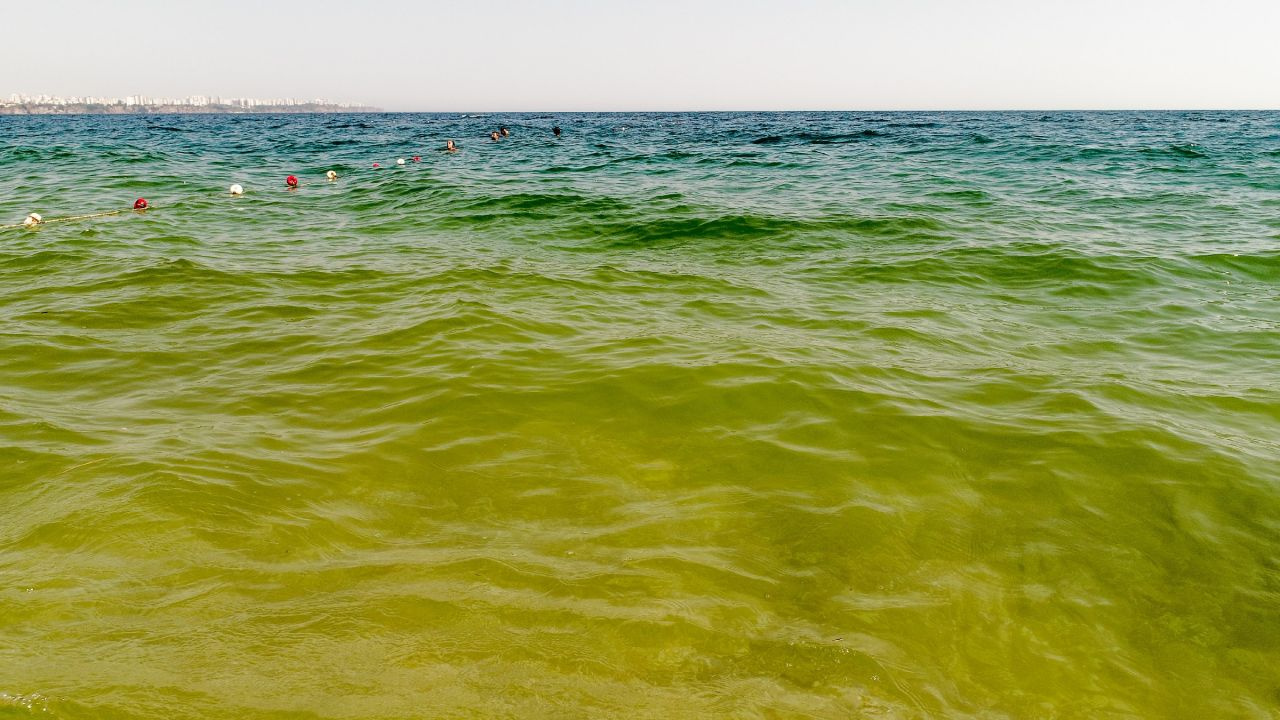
[490,131,500,141]
[500,127,510,137]
[552,126,561,136]
[446,139,456,151]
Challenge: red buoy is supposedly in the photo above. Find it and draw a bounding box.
[286,175,299,188]
[133,198,149,209]
[413,156,421,162]
[372,162,381,168]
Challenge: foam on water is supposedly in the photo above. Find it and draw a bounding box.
[1,111,1278,719]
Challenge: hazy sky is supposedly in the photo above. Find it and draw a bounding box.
[5,0,1278,110]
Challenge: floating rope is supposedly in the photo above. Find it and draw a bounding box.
[0,210,125,230]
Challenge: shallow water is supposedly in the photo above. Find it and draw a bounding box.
[1,111,1279,719]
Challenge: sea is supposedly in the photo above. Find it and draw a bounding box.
[1,111,1278,719]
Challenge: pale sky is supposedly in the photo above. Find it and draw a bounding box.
[4,0,1278,111]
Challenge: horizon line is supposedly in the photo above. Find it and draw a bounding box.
[4,107,1278,115]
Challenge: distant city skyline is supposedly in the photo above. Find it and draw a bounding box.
[3,0,1278,111]
[3,93,368,109]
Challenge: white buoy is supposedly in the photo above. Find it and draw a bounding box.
[326,170,337,181]
[396,158,406,166]
[229,184,244,196]
[23,213,42,227]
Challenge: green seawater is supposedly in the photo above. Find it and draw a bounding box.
[1,112,1279,719]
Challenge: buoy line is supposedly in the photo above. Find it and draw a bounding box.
[6,142,463,231]
[3,165,350,230]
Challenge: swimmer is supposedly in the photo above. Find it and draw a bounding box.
[446,139,458,153]
[552,126,561,137]
[490,131,501,142]
[500,127,510,137]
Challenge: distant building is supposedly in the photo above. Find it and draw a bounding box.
[0,91,376,113]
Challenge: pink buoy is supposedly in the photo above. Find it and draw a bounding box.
[134,198,149,209]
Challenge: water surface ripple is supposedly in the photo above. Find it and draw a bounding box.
[2,112,1279,719]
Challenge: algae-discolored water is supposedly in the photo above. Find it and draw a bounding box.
[1,112,1279,719]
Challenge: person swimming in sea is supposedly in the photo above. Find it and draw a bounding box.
[552,126,561,137]
[500,127,510,137]
[445,139,458,152]
[490,131,501,142]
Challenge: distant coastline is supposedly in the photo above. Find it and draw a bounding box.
[0,102,382,115]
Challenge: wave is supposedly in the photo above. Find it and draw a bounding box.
[749,130,886,145]
[451,191,633,217]
[1,146,80,162]
[1077,144,1209,161]
[576,211,950,249]
[1150,143,1207,159]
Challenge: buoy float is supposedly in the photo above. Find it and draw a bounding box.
[373,162,380,168]
[286,175,299,188]
[133,198,149,210]
[397,158,406,166]
[229,184,244,196]
[326,170,337,181]
[413,156,421,162]
[23,213,42,228]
